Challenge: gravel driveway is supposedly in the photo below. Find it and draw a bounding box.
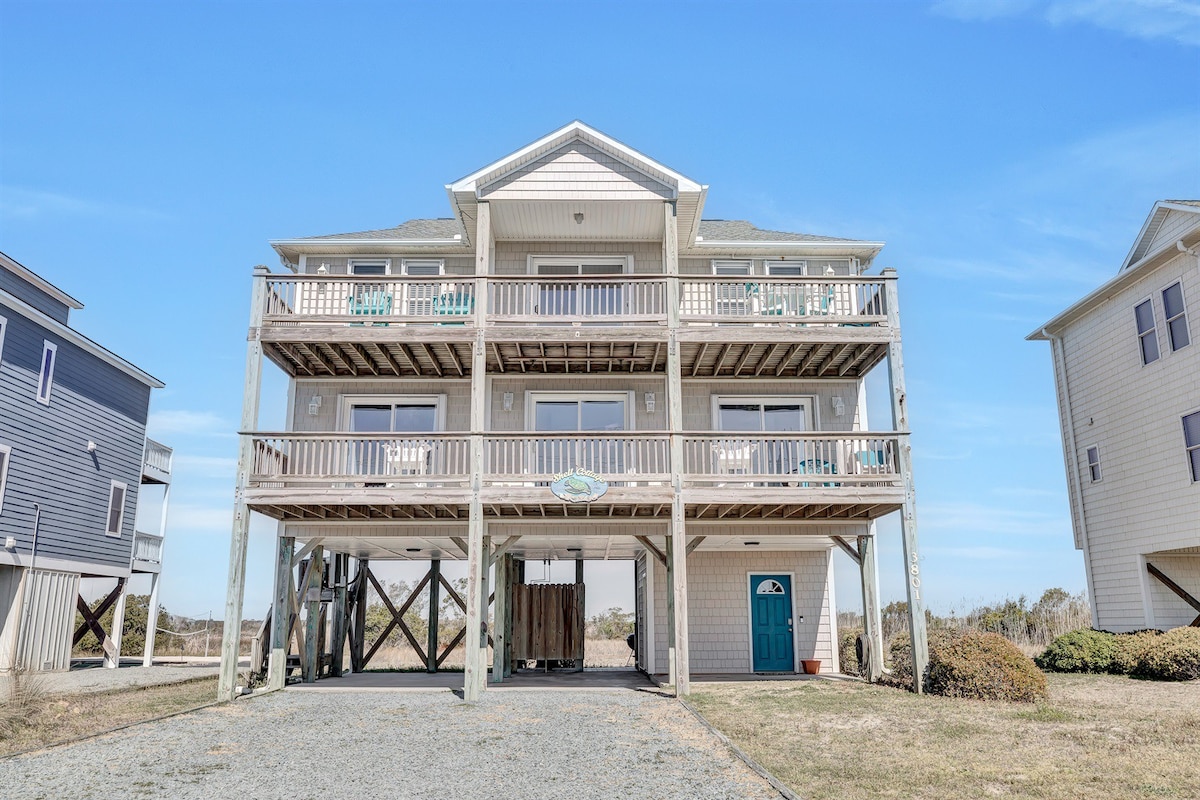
[1,689,783,799]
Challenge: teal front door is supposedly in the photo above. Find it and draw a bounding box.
[751,574,794,672]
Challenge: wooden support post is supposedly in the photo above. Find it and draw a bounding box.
[302,546,324,683]
[480,535,492,672]
[464,200,490,702]
[351,558,368,672]
[427,558,441,673]
[663,201,689,696]
[268,535,295,690]
[858,532,884,682]
[142,571,161,667]
[664,536,676,686]
[883,269,928,693]
[219,265,269,701]
[573,558,584,670]
[329,552,348,677]
[504,556,516,677]
[491,550,508,684]
[105,578,130,669]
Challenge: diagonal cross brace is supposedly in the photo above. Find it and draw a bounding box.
[73,578,126,646]
[1147,562,1200,627]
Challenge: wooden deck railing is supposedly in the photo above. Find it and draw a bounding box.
[133,532,164,563]
[678,276,887,326]
[258,274,887,327]
[248,433,472,487]
[484,432,672,484]
[263,275,478,325]
[487,276,667,325]
[245,431,902,489]
[142,438,173,475]
[682,432,903,486]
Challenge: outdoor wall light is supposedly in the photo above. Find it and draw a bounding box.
[502,392,514,412]
[4,537,15,550]
[308,396,322,416]
[86,440,98,453]
[574,212,584,224]
[831,396,846,417]
[644,392,656,413]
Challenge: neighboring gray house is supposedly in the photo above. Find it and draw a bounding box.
[219,122,928,700]
[1031,201,1200,632]
[0,251,172,671]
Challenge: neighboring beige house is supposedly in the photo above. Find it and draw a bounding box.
[1031,201,1200,632]
[218,122,928,700]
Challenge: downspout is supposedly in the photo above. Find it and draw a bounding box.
[1043,328,1098,628]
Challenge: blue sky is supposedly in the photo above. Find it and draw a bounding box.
[2,0,1198,620]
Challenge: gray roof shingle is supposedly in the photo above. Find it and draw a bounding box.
[290,217,868,244]
[696,220,863,243]
[298,218,464,241]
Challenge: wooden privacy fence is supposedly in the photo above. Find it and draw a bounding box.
[510,583,585,664]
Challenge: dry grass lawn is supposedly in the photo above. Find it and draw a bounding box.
[0,677,217,757]
[689,673,1200,800]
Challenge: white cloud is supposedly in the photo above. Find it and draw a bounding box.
[921,500,1071,538]
[165,503,233,533]
[148,409,234,439]
[171,454,238,480]
[931,0,1200,46]
[0,185,171,222]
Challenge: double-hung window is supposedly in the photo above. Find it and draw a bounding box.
[1162,282,1190,352]
[0,444,11,513]
[1134,299,1159,365]
[36,341,57,405]
[1184,411,1200,483]
[105,480,128,537]
[1085,446,1102,482]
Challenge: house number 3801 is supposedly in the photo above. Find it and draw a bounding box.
[909,552,921,601]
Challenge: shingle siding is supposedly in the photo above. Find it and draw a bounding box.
[650,547,840,674]
[1058,246,1200,631]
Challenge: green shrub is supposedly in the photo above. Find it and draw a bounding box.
[1133,627,1200,681]
[1110,630,1162,675]
[927,630,1047,702]
[839,627,863,677]
[884,629,1046,701]
[1034,628,1118,673]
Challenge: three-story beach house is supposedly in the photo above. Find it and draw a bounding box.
[219,123,928,699]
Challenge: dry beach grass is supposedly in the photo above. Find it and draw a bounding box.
[689,672,1200,800]
[0,676,217,757]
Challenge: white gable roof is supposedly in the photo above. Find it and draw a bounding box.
[1121,200,1200,271]
[448,121,703,196]
[446,122,707,246]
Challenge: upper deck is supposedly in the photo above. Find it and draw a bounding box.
[257,273,894,379]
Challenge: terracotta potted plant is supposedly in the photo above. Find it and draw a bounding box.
[801,659,821,674]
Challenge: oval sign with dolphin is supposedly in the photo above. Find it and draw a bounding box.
[550,467,609,503]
